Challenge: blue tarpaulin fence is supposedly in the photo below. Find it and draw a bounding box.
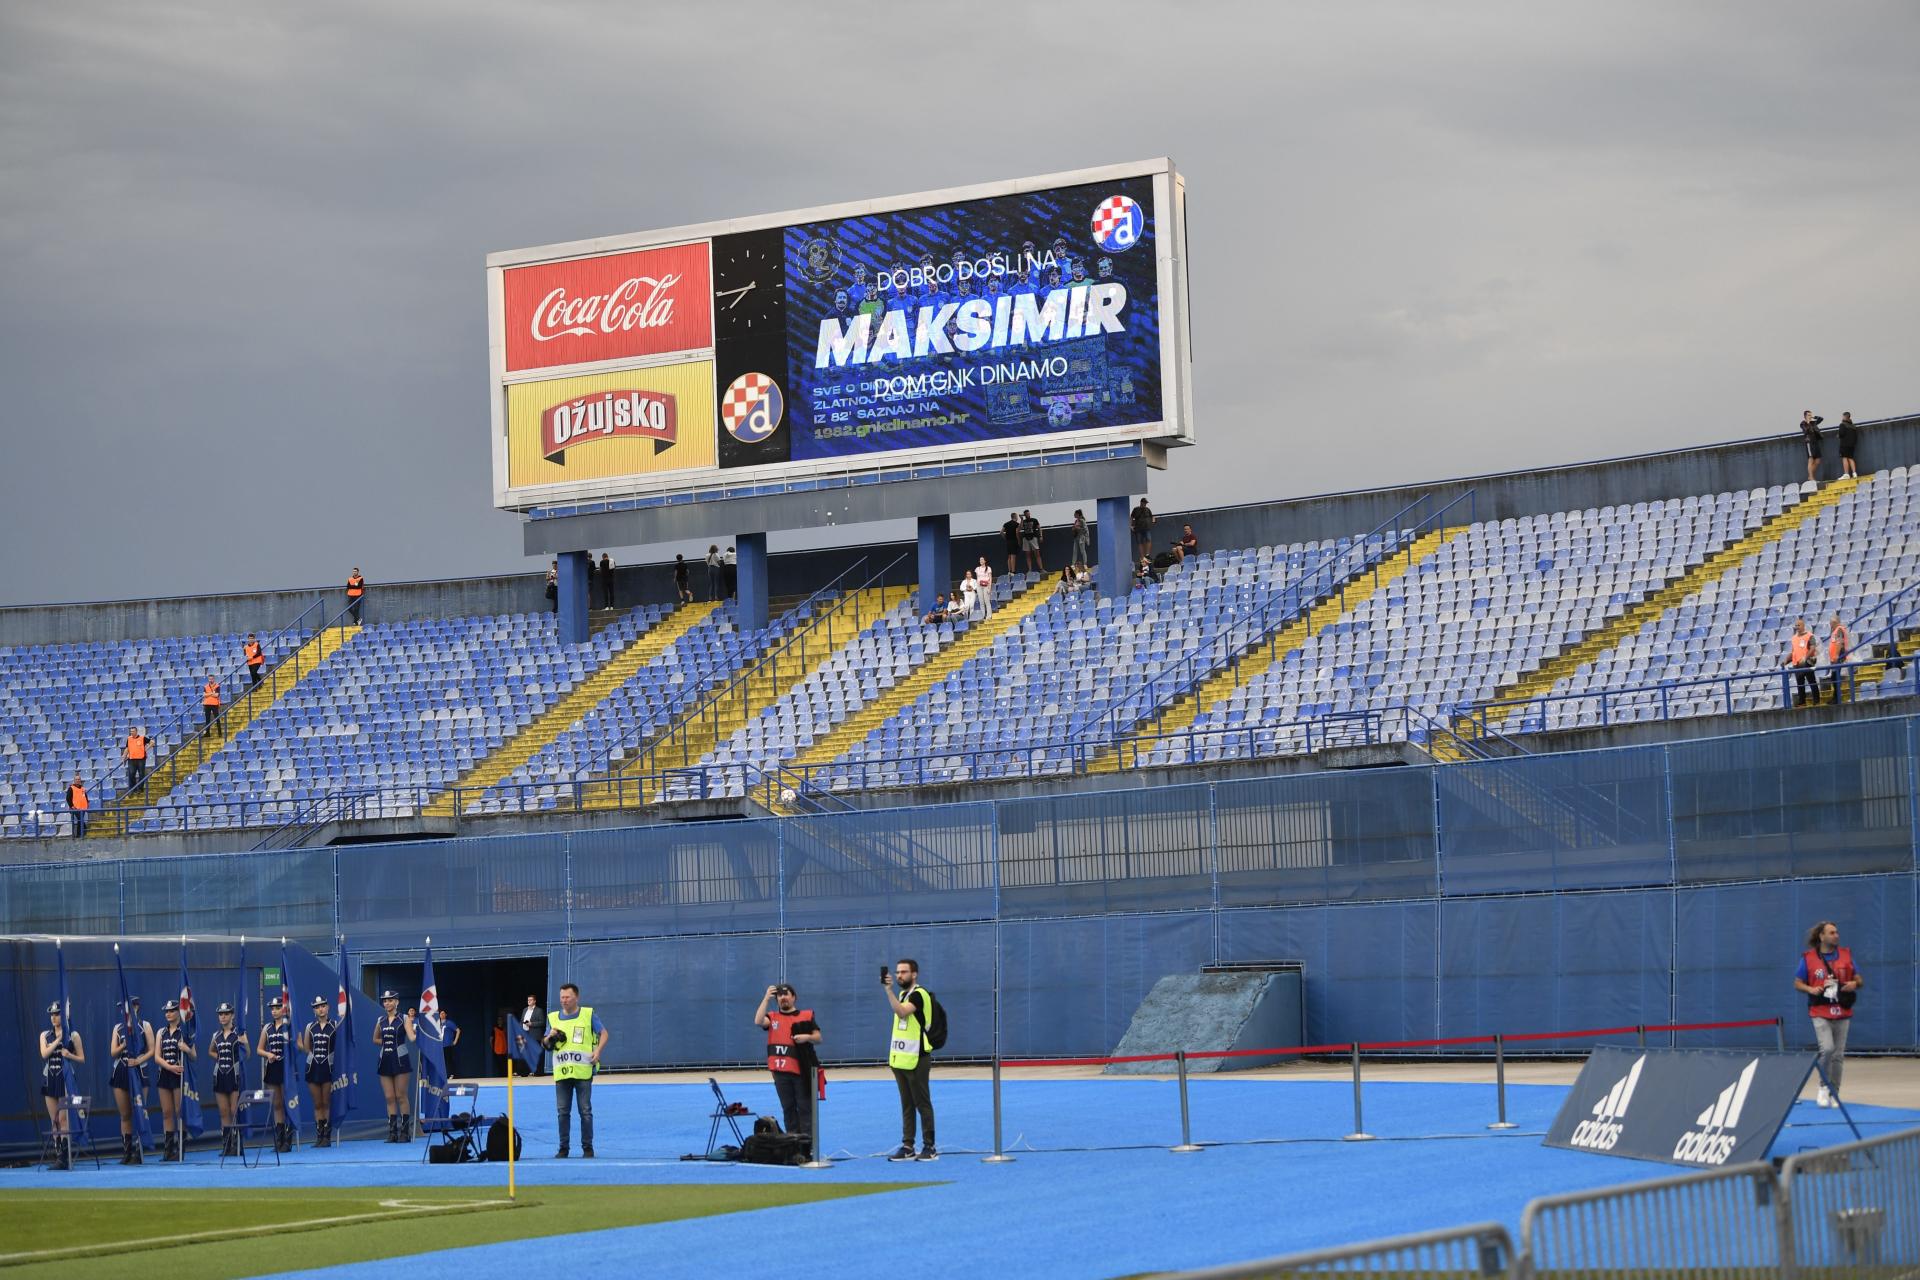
[1,716,1916,1073]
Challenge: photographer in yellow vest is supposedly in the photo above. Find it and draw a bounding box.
[543,983,607,1159]
[883,959,936,1162]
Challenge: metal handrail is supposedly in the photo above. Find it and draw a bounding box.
[631,552,908,775]
[1465,647,1920,737]
[571,557,879,785]
[1080,489,1478,751]
[85,595,331,812]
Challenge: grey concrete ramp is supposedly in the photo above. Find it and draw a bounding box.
[1105,970,1303,1074]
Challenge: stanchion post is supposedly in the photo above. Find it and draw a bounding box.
[1487,1034,1517,1130]
[1774,1017,1786,1052]
[982,1058,1014,1163]
[1636,1023,1646,1049]
[799,1069,830,1169]
[505,1051,516,1201]
[1344,1043,1374,1141]
[1171,1051,1202,1153]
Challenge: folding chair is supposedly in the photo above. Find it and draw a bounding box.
[231,1089,279,1168]
[421,1083,484,1164]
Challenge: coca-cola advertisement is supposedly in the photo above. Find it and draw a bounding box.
[503,242,713,373]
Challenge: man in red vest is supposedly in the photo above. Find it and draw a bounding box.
[754,983,822,1137]
[201,676,222,729]
[1794,920,1864,1107]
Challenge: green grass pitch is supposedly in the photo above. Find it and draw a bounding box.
[0,1184,913,1278]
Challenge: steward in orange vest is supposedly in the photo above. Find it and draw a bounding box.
[125,727,151,791]
[66,774,89,837]
[202,677,222,729]
[1785,619,1820,706]
[346,569,366,622]
[244,635,265,686]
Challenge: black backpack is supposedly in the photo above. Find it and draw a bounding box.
[739,1130,812,1166]
[919,990,948,1052]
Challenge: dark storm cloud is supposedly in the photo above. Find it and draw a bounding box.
[1,1,1914,604]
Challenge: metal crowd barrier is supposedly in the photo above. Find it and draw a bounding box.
[1167,1126,1920,1279]
[1781,1125,1920,1277]
[1171,1223,1515,1278]
[1520,1160,1786,1278]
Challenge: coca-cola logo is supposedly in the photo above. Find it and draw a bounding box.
[502,242,712,373]
[541,389,678,465]
[531,274,681,343]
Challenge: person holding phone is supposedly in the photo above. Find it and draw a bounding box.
[882,959,936,1162]
[754,983,823,1137]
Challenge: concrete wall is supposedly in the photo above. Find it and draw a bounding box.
[7,414,1914,646]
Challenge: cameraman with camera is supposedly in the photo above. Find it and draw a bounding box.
[882,959,936,1162]
[545,983,606,1158]
[754,983,822,1137]
[1794,920,1863,1107]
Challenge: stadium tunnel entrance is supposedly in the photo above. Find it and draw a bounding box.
[362,954,548,1081]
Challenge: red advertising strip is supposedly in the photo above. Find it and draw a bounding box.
[503,241,713,373]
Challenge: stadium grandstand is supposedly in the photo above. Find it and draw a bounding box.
[6,152,1917,1277]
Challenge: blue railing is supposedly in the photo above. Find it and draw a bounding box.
[1078,489,1477,750]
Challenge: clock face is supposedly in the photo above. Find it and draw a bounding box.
[714,234,786,340]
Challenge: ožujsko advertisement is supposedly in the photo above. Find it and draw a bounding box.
[505,361,717,489]
[781,176,1162,462]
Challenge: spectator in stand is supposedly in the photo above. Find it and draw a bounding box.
[1799,411,1824,483]
[1001,513,1021,576]
[243,633,265,687]
[974,557,995,616]
[1836,412,1860,479]
[66,772,89,837]
[201,676,222,729]
[1826,614,1852,703]
[723,546,738,599]
[1136,556,1158,587]
[958,571,979,621]
[1071,509,1090,569]
[345,568,366,623]
[1074,563,1092,590]
[585,553,598,606]
[1784,617,1819,706]
[544,563,558,613]
[1176,524,1200,564]
[706,545,723,601]
[673,554,693,605]
[599,553,616,607]
[1020,510,1043,573]
[124,726,150,792]
[920,592,951,625]
[1131,498,1154,560]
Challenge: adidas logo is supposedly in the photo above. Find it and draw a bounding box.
[1570,1055,1644,1150]
[1672,1058,1757,1165]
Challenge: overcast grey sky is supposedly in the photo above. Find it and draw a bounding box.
[2,1,1915,606]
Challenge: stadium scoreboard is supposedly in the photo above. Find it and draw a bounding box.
[487,159,1191,513]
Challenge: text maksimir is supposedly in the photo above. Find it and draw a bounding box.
[815,283,1127,370]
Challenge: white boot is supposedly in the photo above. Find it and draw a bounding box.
[1816,1086,1832,1108]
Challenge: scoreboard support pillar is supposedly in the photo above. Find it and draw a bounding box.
[1096,495,1134,601]
[736,533,769,631]
[917,515,951,618]
[557,550,590,645]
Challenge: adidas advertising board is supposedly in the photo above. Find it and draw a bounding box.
[1544,1047,1815,1168]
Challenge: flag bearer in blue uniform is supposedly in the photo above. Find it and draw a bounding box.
[300,995,337,1147]
[40,1002,84,1170]
[374,989,417,1142]
[154,999,193,1161]
[257,996,295,1152]
[110,996,154,1164]
[209,1002,249,1156]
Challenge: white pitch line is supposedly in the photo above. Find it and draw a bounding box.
[0,1199,513,1264]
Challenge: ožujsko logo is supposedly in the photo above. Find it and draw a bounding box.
[1091,194,1143,252]
[1569,1055,1644,1151]
[720,372,784,443]
[530,274,683,344]
[541,389,679,465]
[1671,1059,1758,1166]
